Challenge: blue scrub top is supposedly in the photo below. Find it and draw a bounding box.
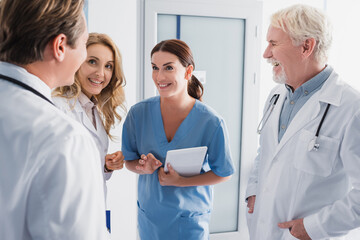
[122,96,234,240]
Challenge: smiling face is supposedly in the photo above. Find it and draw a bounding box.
[151,51,191,99]
[263,26,303,86]
[77,43,114,98]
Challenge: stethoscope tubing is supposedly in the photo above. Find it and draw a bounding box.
[257,93,331,151]
[0,73,54,106]
[257,94,280,134]
[315,103,331,137]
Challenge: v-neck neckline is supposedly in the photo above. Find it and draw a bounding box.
[152,97,197,146]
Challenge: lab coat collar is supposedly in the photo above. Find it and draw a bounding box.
[317,70,343,107]
[73,99,98,135]
[75,98,108,150]
[0,61,52,102]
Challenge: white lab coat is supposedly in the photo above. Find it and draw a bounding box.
[246,68,360,240]
[0,62,107,240]
[52,96,112,198]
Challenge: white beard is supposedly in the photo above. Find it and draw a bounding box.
[268,59,287,84]
[273,65,287,84]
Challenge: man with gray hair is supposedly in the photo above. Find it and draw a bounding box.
[246,4,360,239]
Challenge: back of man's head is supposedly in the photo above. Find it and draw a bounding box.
[0,0,85,65]
[270,4,332,64]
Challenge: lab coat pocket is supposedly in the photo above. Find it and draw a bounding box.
[293,129,340,177]
[179,210,210,240]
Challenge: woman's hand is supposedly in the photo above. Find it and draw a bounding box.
[105,151,124,171]
[135,153,162,174]
[158,163,183,186]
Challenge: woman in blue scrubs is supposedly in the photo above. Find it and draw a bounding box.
[122,39,235,240]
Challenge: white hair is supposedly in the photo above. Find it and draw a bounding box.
[270,4,332,64]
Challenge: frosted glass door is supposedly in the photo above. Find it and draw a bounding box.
[158,14,245,233]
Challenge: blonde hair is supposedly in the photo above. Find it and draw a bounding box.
[53,33,126,140]
[270,4,332,64]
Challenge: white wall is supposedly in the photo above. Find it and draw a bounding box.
[326,0,360,92]
[88,1,139,239]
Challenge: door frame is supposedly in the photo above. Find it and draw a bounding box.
[140,0,262,238]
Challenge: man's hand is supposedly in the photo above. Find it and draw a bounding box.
[135,153,162,174]
[105,151,124,171]
[278,218,311,240]
[247,195,256,213]
[158,163,182,186]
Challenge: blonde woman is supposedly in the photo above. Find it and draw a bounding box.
[53,33,126,197]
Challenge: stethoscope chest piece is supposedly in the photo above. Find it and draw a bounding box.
[307,103,331,152]
[308,137,320,152]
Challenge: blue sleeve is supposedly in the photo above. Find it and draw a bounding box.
[121,109,140,161]
[207,119,235,177]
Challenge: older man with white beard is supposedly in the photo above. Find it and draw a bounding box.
[246,4,360,240]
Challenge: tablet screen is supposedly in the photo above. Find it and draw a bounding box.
[164,146,208,177]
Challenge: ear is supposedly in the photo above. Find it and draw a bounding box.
[302,38,316,58]
[185,65,194,80]
[51,34,67,62]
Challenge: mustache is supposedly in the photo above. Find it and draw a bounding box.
[267,59,281,66]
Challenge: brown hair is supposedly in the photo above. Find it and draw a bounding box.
[53,33,126,140]
[0,0,85,65]
[151,39,204,101]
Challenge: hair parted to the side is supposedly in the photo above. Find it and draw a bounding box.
[151,39,204,101]
[270,4,332,64]
[0,0,85,65]
[53,33,126,140]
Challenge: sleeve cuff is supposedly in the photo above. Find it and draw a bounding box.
[104,164,113,173]
[303,214,327,240]
[104,171,113,180]
[245,184,257,202]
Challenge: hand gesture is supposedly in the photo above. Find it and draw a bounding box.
[105,151,124,171]
[278,218,311,240]
[158,163,182,186]
[135,153,162,174]
[247,195,256,213]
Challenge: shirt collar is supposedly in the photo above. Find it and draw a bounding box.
[0,61,52,101]
[78,91,97,109]
[285,65,333,98]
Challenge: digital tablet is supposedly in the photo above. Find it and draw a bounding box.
[164,146,208,177]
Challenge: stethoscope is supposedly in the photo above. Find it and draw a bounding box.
[257,93,331,152]
[0,73,54,106]
[257,94,280,134]
[307,103,330,152]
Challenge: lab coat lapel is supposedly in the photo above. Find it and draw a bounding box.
[268,86,287,146]
[275,92,321,155]
[273,70,342,157]
[74,100,98,136]
[94,108,108,150]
